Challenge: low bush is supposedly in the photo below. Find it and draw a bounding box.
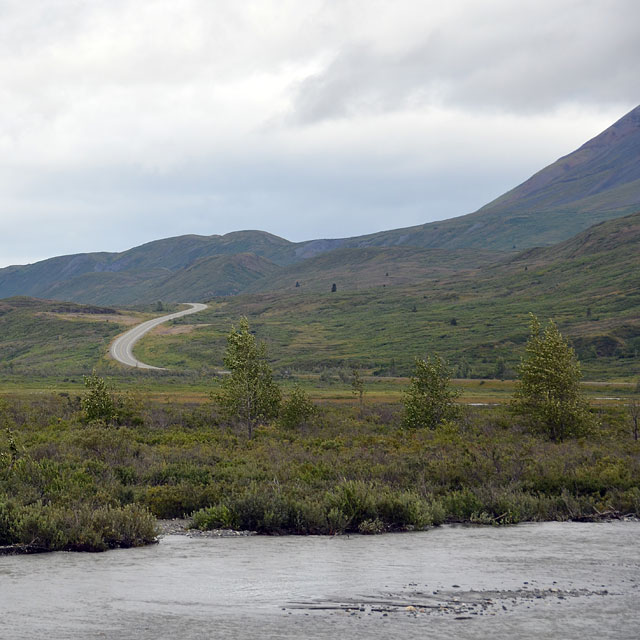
[1,394,638,547]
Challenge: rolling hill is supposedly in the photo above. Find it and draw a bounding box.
[0,104,638,306]
[0,231,293,304]
[0,212,637,381]
[130,211,640,381]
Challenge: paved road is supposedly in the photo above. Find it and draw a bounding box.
[109,303,208,370]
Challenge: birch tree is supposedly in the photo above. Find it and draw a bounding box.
[215,317,281,437]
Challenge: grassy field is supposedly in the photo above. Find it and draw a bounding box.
[132,280,639,382]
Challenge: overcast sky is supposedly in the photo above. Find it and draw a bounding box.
[0,0,638,267]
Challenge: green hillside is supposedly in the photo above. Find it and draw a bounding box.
[0,297,138,378]
[1,213,638,382]
[147,252,281,300]
[0,231,295,304]
[133,212,640,380]
[36,253,281,306]
[244,246,502,294]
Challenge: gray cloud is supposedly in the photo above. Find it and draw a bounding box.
[289,0,640,123]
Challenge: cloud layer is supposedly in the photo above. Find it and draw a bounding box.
[0,0,637,266]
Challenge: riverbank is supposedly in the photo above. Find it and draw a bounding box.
[1,394,638,551]
[157,518,255,538]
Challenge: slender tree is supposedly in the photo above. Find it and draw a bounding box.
[351,367,365,409]
[510,315,596,441]
[215,317,281,437]
[402,355,460,428]
[81,371,116,424]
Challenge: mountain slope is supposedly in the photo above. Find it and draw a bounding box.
[133,212,640,380]
[295,104,640,255]
[0,105,638,304]
[244,246,501,294]
[1,213,638,380]
[19,253,280,306]
[0,231,294,304]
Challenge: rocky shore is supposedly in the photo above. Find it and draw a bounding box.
[157,518,256,538]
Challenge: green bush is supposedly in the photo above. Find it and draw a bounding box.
[403,355,460,429]
[326,481,377,529]
[144,483,213,519]
[279,384,316,429]
[358,518,386,534]
[81,372,116,425]
[192,504,238,530]
[10,502,156,551]
[511,316,598,440]
[0,495,18,545]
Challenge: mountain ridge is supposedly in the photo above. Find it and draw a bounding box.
[0,104,639,304]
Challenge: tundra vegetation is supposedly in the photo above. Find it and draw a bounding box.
[0,317,638,553]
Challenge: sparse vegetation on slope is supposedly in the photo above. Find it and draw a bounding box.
[134,212,640,381]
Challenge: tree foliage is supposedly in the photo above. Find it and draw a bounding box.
[81,371,116,424]
[511,315,596,441]
[351,367,365,408]
[215,317,281,437]
[279,384,316,430]
[402,355,460,429]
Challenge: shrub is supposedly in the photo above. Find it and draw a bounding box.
[511,315,597,441]
[192,504,238,530]
[0,495,18,545]
[10,502,157,551]
[279,385,316,430]
[358,518,386,534]
[403,355,460,428]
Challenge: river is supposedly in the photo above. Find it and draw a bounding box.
[1,521,638,639]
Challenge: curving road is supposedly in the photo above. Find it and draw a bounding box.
[109,303,208,370]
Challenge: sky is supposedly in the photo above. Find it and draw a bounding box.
[0,0,638,267]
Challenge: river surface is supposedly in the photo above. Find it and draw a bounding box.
[1,522,638,639]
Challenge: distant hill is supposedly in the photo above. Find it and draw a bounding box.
[243,247,500,294]
[0,105,638,305]
[132,212,639,380]
[1,213,638,380]
[0,231,294,304]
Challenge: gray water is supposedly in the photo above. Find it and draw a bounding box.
[1,522,638,639]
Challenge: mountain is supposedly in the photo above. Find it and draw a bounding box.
[0,105,638,305]
[1,213,638,380]
[0,231,294,304]
[294,104,640,255]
